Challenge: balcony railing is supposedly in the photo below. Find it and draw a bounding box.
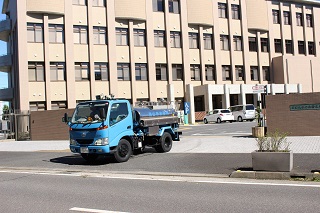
[0,88,13,101]
[0,19,11,42]
[0,54,12,72]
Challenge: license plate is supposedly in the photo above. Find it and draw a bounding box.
[80,147,89,153]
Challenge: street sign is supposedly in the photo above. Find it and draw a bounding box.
[184,102,190,115]
[252,85,265,93]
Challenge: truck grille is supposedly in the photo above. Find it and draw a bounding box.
[77,139,94,145]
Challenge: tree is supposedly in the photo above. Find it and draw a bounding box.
[2,105,9,120]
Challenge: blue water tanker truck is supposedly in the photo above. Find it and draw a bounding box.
[63,97,181,163]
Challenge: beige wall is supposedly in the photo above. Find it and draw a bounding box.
[27,0,64,14]
[114,0,146,20]
[246,0,268,30]
[187,0,213,26]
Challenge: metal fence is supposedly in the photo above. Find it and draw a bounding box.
[0,110,30,141]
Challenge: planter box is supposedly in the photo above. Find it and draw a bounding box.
[251,151,293,172]
[252,126,265,138]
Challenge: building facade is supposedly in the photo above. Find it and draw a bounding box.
[0,0,320,122]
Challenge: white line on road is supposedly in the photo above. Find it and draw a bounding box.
[192,133,251,136]
[1,169,320,189]
[70,207,128,213]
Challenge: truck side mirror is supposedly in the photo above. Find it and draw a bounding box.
[100,108,106,120]
[62,113,68,123]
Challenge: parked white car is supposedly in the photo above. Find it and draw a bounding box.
[229,104,255,122]
[203,109,234,124]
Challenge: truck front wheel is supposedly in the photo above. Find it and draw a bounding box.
[114,139,132,163]
[155,132,172,153]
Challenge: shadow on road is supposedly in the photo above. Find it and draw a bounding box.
[49,154,118,166]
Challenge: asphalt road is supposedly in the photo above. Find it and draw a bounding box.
[1,171,320,213]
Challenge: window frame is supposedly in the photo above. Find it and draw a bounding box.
[50,62,66,82]
[133,29,146,47]
[249,37,257,52]
[250,66,259,81]
[308,41,315,55]
[262,66,270,81]
[205,65,215,81]
[28,62,45,82]
[94,62,109,81]
[49,24,64,44]
[220,35,229,51]
[306,14,313,27]
[285,39,293,54]
[296,13,303,26]
[283,11,291,25]
[156,64,167,81]
[274,39,282,53]
[203,33,213,50]
[92,0,105,7]
[235,65,244,81]
[188,32,199,49]
[135,63,148,81]
[190,64,201,81]
[272,10,280,24]
[75,62,90,81]
[231,4,240,20]
[298,40,305,54]
[27,23,44,43]
[233,36,242,51]
[153,0,164,12]
[172,64,183,81]
[116,28,129,46]
[222,65,231,81]
[73,25,88,44]
[260,38,269,52]
[93,26,107,45]
[168,0,179,14]
[117,63,130,81]
[218,3,227,18]
[170,31,181,48]
[154,30,166,47]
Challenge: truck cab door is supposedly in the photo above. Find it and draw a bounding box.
[108,102,133,147]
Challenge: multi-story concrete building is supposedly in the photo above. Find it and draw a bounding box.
[0,0,319,123]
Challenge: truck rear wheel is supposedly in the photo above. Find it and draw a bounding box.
[81,153,98,162]
[155,132,172,153]
[114,139,132,163]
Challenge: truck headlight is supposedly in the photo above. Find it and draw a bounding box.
[95,138,109,145]
[70,139,77,145]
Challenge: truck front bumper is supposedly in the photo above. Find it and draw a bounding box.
[70,145,116,155]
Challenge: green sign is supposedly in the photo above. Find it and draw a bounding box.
[290,104,320,111]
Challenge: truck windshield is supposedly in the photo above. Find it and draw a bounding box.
[71,103,109,124]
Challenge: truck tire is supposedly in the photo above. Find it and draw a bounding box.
[155,132,172,153]
[114,139,132,163]
[81,153,98,162]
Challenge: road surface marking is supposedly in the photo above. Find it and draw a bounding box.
[1,169,320,189]
[70,207,127,213]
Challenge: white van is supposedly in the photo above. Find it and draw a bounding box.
[229,104,255,122]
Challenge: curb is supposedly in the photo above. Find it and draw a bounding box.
[230,171,320,180]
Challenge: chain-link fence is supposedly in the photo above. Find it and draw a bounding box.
[0,110,30,141]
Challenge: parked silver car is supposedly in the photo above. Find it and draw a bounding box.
[203,109,234,124]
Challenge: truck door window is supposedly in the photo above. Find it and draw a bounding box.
[109,103,128,126]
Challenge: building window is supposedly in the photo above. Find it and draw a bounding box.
[285,40,293,54]
[49,24,64,43]
[117,63,130,81]
[203,34,213,50]
[231,4,240,20]
[27,23,43,43]
[51,101,67,110]
[50,62,65,81]
[73,26,88,44]
[134,29,146,47]
[308,42,315,55]
[274,39,282,53]
[73,0,86,5]
[190,65,201,81]
[153,0,164,12]
[94,63,108,81]
[261,38,269,52]
[298,41,305,54]
[135,63,148,81]
[92,0,105,7]
[30,102,46,111]
[170,31,181,48]
[156,64,167,81]
[93,27,107,45]
[250,66,259,81]
[272,10,280,24]
[296,13,303,26]
[249,37,257,52]
[218,3,227,18]
[189,33,199,49]
[222,65,231,81]
[154,30,165,47]
[220,35,229,50]
[75,62,89,81]
[233,36,242,51]
[116,28,128,46]
[306,14,313,27]
[28,62,44,82]
[263,66,270,81]
[283,11,291,25]
[172,64,183,81]
[205,65,215,81]
[235,66,244,81]
[168,0,179,14]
